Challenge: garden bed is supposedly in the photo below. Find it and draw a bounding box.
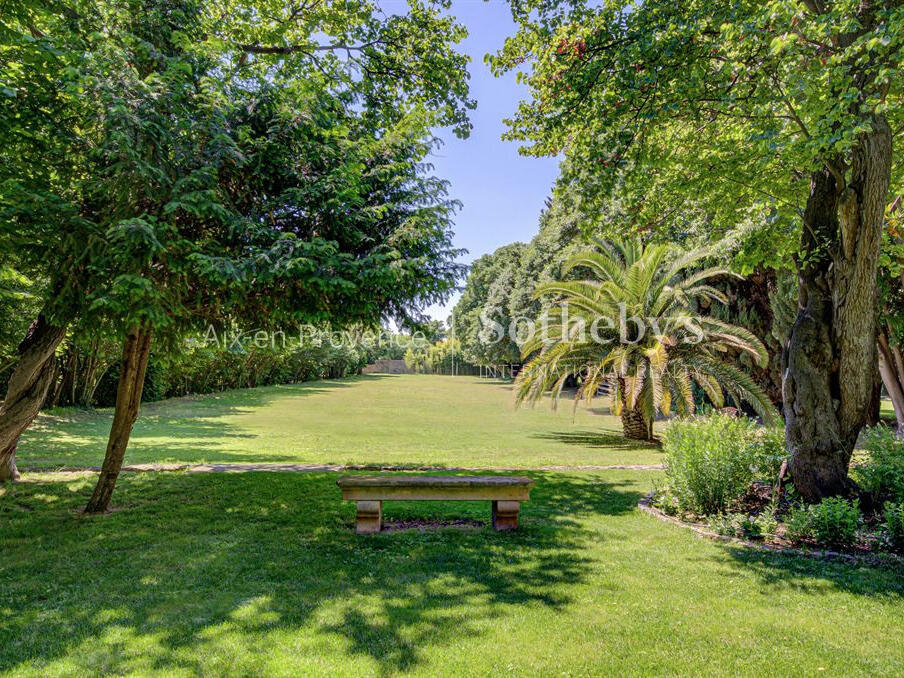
[652,412,904,565]
[639,492,904,570]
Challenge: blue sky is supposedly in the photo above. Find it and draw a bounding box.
[406,1,561,321]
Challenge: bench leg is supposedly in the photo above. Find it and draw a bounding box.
[492,500,520,531]
[355,500,382,534]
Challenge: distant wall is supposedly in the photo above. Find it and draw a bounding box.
[362,359,412,375]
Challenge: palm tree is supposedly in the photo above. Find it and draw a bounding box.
[515,237,776,440]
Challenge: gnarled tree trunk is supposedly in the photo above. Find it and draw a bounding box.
[0,315,68,482]
[84,325,152,513]
[783,116,892,502]
[620,406,653,441]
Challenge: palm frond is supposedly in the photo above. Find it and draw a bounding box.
[562,250,624,285]
[684,355,777,424]
[517,236,775,428]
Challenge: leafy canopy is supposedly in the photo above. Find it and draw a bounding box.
[451,190,584,365]
[493,1,904,261]
[0,0,473,339]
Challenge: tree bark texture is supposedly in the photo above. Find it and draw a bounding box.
[783,116,893,502]
[620,406,653,441]
[0,315,68,482]
[84,326,152,513]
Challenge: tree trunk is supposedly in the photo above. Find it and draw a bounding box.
[783,116,892,502]
[620,406,653,441]
[0,443,19,483]
[84,326,152,513]
[878,328,904,435]
[0,315,68,482]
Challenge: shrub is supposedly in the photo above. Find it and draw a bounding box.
[754,506,779,537]
[748,426,787,483]
[92,339,370,406]
[784,505,814,543]
[809,498,861,549]
[884,502,904,551]
[785,498,861,550]
[854,427,904,504]
[662,414,787,516]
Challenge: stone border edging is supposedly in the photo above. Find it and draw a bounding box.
[638,492,904,570]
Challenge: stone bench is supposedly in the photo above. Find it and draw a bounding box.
[337,475,534,534]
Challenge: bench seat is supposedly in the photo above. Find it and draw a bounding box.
[337,475,533,533]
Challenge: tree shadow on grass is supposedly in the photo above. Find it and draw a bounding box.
[532,430,662,453]
[706,546,904,600]
[18,377,389,468]
[0,471,642,675]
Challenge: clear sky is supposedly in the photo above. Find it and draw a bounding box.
[401,0,561,321]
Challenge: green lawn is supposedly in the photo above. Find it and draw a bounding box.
[3,375,904,676]
[18,374,662,469]
[2,471,903,676]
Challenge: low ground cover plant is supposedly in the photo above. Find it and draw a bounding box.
[785,498,862,550]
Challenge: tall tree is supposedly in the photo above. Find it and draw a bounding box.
[0,0,473,486]
[78,80,467,513]
[0,2,95,480]
[507,193,583,324]
[452,191,583,366]
[494,0,903,501]
[452,243,527,366]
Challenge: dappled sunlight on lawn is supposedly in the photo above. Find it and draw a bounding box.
[2,471,903,675]
[7,377,903,674]
[1,472,641,675]
[716,547,904,599]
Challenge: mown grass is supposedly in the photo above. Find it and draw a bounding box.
[5,376,903,675]
[2,471,903,676]
[17,374,662,469]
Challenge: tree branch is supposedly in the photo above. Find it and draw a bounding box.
[800,0,825,15]
[237,40,381,56]
[770,75,811,139]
